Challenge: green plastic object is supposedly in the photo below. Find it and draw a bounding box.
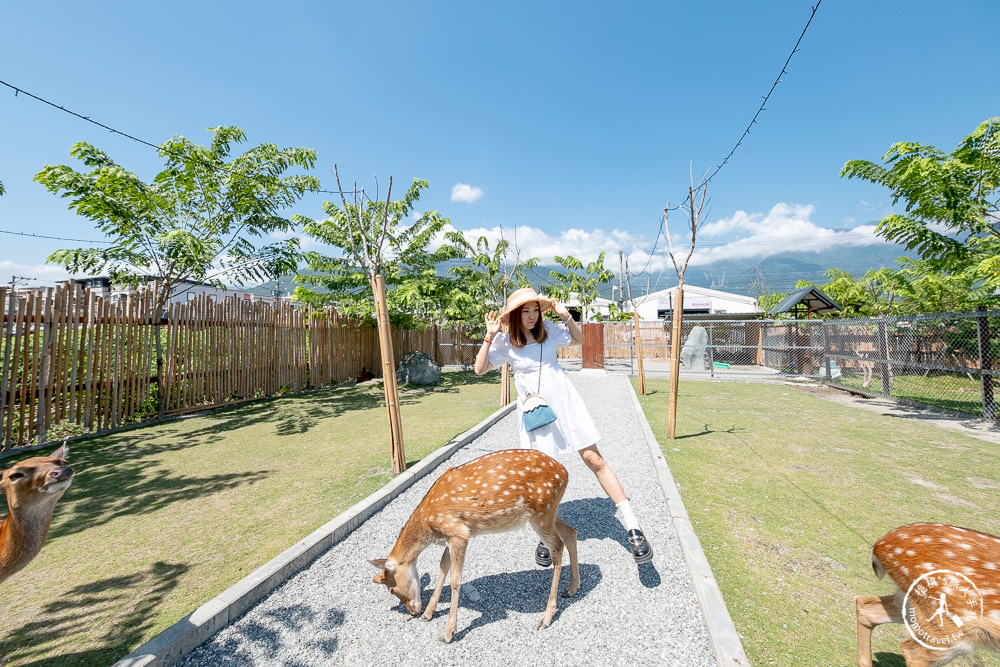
[712,362,730,368]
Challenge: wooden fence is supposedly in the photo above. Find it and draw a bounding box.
[0,284,484,450]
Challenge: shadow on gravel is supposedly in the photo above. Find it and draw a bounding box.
[559,498,662,589]
[419,563,602,642]
[194,604,346,664]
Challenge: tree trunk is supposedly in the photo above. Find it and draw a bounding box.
[373,275,405,474]
[668,285,684,439]
[633,311,646,395]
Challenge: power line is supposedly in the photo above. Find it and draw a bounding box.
[701,1,823,190]
[0,78,363,201]
[0,229,111,244]
[0,79,159,149]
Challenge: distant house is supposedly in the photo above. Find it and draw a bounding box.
[626,285,760,320]
[63,277,286,308]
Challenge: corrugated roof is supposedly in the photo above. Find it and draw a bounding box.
[769,287,842,315]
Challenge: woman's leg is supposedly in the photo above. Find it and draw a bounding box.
[578,444,627,504]
[578,444,653,564]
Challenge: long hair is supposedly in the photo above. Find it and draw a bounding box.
[507,303,549,349]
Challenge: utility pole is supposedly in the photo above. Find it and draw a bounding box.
[8,275,34,291]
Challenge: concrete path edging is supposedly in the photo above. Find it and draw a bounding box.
[113,402,516,667]
[624,379,750,666]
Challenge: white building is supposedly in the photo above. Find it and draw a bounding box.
[626,285,759,320]
[67,277,286,308]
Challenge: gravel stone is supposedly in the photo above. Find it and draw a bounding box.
[177,373,717,666]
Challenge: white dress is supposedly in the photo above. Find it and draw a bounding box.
[488,320,601,458]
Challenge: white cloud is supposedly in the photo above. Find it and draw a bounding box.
[443,203,885,276]
[0,260,86,288]
[451,183,484,203]
[688,203,881,266]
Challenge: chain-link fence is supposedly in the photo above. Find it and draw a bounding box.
[596,311,999,420]
[824,309,999,419]
[600,319,826,380]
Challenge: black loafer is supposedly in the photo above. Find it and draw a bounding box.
[535,541,552,567]
[627,529,653,564]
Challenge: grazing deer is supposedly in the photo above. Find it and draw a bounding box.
[857,523,1000,666]
[370,449,580,643]
[0,443,75,584]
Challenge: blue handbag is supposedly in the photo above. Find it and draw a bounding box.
[522,345,557,432]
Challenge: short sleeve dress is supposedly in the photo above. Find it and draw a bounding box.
[487,319,601,458]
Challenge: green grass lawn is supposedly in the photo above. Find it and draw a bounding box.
[635,378,1000,667]
[0,370,503,666]
[836,372,985,417]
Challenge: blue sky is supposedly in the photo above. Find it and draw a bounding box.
[1,1,998,293]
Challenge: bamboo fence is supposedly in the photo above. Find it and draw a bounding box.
[0,284,485,450]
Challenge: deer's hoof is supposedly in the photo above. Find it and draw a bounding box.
[536,617,552,630]
[438,633,453,644]
[419,611,434,622]
[561,585,579,598]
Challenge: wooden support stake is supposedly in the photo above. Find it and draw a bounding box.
[633,311,646,395]
[374,275,406,474]
[667,286,683,440]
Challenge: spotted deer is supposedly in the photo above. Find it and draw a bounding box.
[0,444,75,584]
[857,523,1000,666]
[370,448,580,643]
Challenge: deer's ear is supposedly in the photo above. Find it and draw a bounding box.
[49,443,68,460]
[369,558,387,570]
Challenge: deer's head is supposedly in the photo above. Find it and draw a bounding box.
[369,557,422,615]
[1,445,75,510]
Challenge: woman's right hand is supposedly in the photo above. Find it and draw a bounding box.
[485,310,502,338]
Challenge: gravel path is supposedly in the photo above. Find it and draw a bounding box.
[177,373,717,666]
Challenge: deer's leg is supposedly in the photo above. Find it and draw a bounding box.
[856,594,902,667]
[422,547,450,621]
[555,516,579,598]
[537,523,565,630]
[440,539,467,644]
[899,637,940,667]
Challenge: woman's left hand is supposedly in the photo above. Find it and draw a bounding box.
[551,300,571,321]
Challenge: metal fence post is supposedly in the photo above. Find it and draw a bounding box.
[977,305,995,421]
[823,321,832,382]
[876,319,891,398]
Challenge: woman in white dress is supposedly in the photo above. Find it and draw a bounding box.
[473,287,652,565]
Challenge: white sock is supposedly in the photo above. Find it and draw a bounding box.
[615,499,641,532]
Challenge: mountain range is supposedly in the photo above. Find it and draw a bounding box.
[248,243,918,300]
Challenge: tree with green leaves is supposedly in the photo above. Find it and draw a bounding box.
[841,117,1000,295]
[293,174,457,327]
[36,126,319,315]
[444,232,537,324]
[547,252,615,321]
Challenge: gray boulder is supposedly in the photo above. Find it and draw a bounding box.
[680,325,710,370]
[396,351,442,385]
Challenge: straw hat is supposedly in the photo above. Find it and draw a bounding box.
[499,287,555,325]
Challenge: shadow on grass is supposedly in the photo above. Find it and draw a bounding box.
[673,423,744,440]
[873,651,906,666]
[48,433,271,537]
[0,561,188,667]
[170,370,495,439]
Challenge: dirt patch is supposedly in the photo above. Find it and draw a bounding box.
[787,381,1000,445]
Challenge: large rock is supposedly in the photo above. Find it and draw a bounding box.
[396,351,442,385]
[680,325,710,370]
